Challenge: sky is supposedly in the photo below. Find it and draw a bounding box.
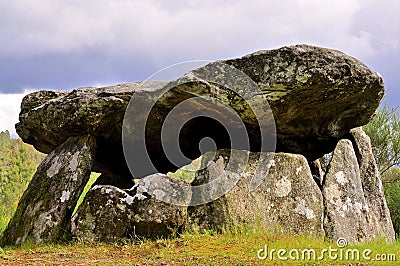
[0,0,399,137]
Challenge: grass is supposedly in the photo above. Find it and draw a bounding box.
[167,157,202,183]
[72,172,100,216]
[1,170,399,265]
[0,229,399,265]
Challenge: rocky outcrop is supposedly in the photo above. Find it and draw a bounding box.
[2,45,393,246]
[16,84,138,180]
[72,174,190,242]
[0,135,96,246]
[186,150,325,236]
[15,45,384,180]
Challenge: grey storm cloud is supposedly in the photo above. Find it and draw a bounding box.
[0,0,377,60]
[0,0,399,135]
[0,0,399,87]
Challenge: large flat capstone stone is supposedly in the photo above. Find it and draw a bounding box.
[15,45,384,179]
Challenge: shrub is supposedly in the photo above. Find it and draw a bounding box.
[384,177,400,236]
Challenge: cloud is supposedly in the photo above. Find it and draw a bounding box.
[0,91,33,137]
[0,0,378,61]
[0,0,398,104]
[352,0,400,52]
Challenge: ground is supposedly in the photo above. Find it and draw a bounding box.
[0,231,399,265]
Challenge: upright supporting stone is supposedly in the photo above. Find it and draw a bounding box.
[349,128,395,242]
[186,150,325,236]
[0,135,96,246]
[323,139,373,243]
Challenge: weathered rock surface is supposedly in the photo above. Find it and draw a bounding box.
[126,174,190,238]
[349,128,395,242]
[71,185,136,243]
[7,44,393,246]
[16,45,384,179]
[72,174,190,242]
[16,84,138,179]
[223,45,384,159]
[67,144,394,244]
[186,150,325,236]
[0,135,96,246]
[322,139,394,243]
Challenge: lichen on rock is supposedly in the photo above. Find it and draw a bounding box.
[15,45,384,182]
[0,135,96,246]
[72,174,190,242]
[4,44,394,246]
[186,150,325,236]
[322,139,395,243]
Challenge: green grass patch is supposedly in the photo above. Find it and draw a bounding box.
[167,157,202,183]
[1,230,399,265]
[73,172,100,216]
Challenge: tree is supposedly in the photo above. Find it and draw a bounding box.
[363,105,400,180]
[363,106,400,236]
[0,130,10,143]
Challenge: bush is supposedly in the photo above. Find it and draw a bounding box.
[363,105,400,177]
[384,176,400,237]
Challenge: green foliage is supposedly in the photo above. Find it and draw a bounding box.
[384,170,400,236]
[167,157,202,183]
[0,131,45,234]
[363,105,400,177]
[73,172,100,216]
